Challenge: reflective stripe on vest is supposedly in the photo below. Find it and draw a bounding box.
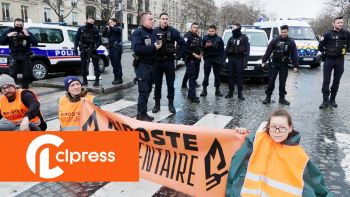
[0,89,41,125]
[241,132,309,197]
[58,95,94,131]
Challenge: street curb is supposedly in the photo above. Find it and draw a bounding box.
[32,80,135,94]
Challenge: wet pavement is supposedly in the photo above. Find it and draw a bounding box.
[2,54,350,196]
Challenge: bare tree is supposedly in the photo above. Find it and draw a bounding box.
[39,0,80,22]
[325,0,350,29]
[84,0,122,22]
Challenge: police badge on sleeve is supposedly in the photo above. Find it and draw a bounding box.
[145,37,151,45]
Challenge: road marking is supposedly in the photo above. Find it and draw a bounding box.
[0,182,39,197]
[91,179,162,197]
[147,107,181,122]
[101,99,137,113]
[335,132,350,184]
[194,113,232,128]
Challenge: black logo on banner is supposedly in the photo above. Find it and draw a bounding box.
[204,138,228,191]
[82,111,99,131]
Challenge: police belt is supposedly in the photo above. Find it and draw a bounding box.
[140,59,155,65]
[156,55,174,62]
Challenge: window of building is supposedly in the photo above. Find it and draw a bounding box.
[28,27,64,44]
[59,9,64,22]
[1,3,10,22]
[72,12,78,25]
[21,6,28,22]
[86,6,96,19]
[44,8,51,22]
[272,27,279,38]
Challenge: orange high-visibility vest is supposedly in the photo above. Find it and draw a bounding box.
[241,132,309,197]
[0,89,41,125]
[58,95,94,131]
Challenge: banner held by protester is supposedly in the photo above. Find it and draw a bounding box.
[80,100,247,197]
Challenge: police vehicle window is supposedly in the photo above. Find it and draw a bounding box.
[288,26,316,40]
[272,28,279,38]
[245,32,268,47]
[261,28,271,39]
[27,27,63,43]
[0,26,10,37]
[68,30,77,42]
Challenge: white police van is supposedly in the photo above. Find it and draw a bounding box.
[254,19,322,68]
[220,28,269,80]
[0,22,109,80]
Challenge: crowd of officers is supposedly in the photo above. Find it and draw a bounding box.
[0,14,348,128]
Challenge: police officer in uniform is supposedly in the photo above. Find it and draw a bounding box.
[152,13,185,114]
[262,25,298,105]
[200,25,224,97]
[0,18,37,89]
[131,12,162,121]
[183,23,203,103]
[182,24,202,89]
[103,18,124,85]
[318,16,350,109]
[74,17,102,86]
[224,23,250,100]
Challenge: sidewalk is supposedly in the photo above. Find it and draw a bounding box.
[32,51,136,94]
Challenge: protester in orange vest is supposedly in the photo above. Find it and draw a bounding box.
[0,74,46,131]
[226,109,333,197]
[58,76,100,131]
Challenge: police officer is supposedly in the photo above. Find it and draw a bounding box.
[74,17,102,86]
[224,23,249,100]
[318,16,350,109]
[183,23,203,103]
[103,18,124,85]
[131,12,162,121]
[0,18,37,89]
[261,25,298,105]
[152,13,185,114]
[181,24,202,89]
[200,25,224,97]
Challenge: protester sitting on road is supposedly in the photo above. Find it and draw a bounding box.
[58,76,100,131]
[0,74,46,131]
[226,109,333,197]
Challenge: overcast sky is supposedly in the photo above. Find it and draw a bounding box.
[216,0,327,19]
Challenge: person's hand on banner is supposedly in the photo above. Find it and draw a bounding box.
[235,127,250,134]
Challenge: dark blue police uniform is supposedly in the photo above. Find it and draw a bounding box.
[262,36,298,105]
[225,30,250,100]
[318,29,350,108]
[183,31,203,103]
[131,26,158,121]
[201,33,224,97]
[74,24,101,86]
[0,27,37,89]
[152,26,185,114]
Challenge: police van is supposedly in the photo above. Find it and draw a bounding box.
[220,28,269,80]
[254,19,322,68]
[0,22,109,80]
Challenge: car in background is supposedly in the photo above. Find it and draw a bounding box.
[255,19,322,68]
[220,28,269,80]
[0,22,109,80]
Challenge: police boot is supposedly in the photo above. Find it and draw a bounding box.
[262,95,271,104]
[215,87,223,97]
[225,89,234,98]
[319,95,330,109]
[200,86,207,97]
[112,76,123,85]
[136,113,154,122]
[82,76,88,86]
[279,97,290,105]
[238,92,245,100]
[152,100,161,113]
[329,94,337,108]
[93,77,99,86]
[168,99,176,114]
